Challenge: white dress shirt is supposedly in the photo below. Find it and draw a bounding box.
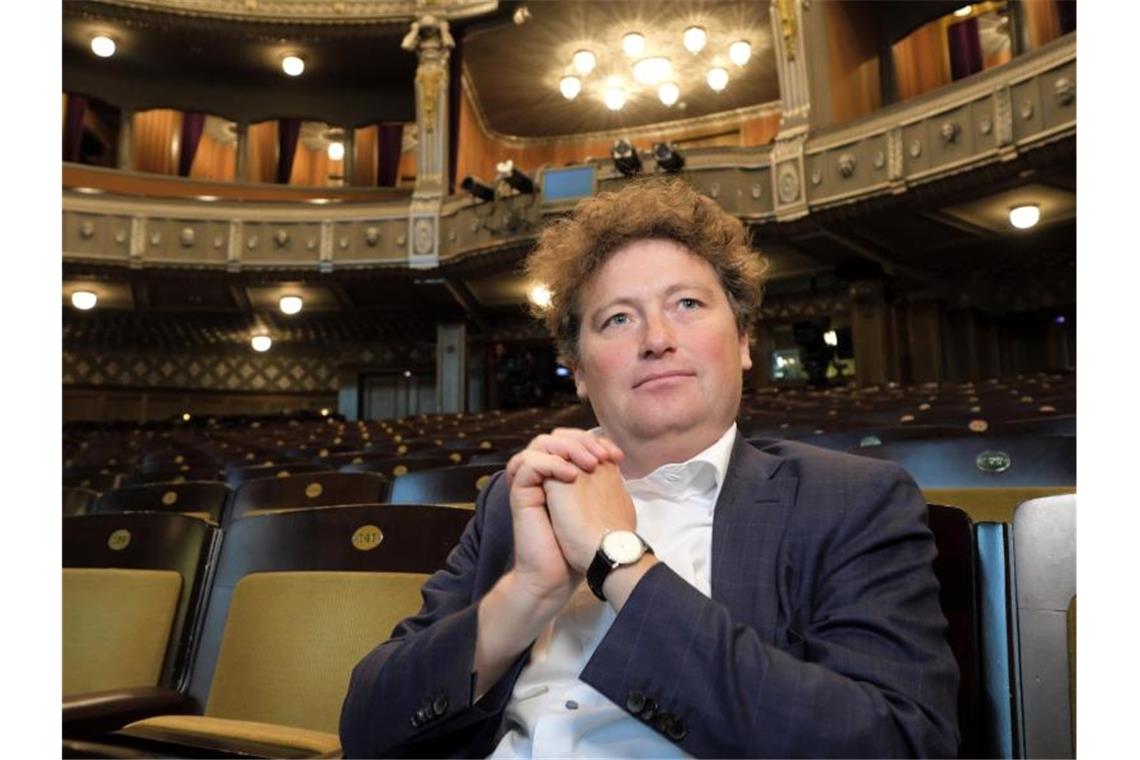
[489,424,738,758]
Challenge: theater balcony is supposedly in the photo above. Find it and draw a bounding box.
[62,0,1076,422]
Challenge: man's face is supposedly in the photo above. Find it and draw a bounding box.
[572,238,751,458]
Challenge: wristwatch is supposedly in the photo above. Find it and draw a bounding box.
[586,530,654,601]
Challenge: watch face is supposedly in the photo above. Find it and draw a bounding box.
[602,531,644,564]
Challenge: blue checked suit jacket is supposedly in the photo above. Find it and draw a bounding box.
[340,435,960,758]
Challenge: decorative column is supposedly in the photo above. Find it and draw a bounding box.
[117,108,133,170]
[769,0,812,222]
[234,121,250,182]
[436,322,467,414]
[402,14,454,269]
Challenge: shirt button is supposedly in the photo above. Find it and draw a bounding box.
[565,700,578,710]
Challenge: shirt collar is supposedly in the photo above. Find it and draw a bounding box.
[592,423,738,499]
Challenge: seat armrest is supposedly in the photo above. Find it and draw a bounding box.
[63,687,194,737]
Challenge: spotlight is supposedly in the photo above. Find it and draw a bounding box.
[461,176,495,202]
[71,290,97,310]
[496,160,535,194]
[281,55,305,76]
[1009,204,1041,229]
[611,139,642,177]
[652,143,685,173]
[279,295,303,315]
[91,35,116,58]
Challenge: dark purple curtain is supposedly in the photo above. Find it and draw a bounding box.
[947,18,983,81]
[448,33,463,194]
[377,124,404,187]
[276,118,301,184]
[64,94,88,163]
[178,111,206,177]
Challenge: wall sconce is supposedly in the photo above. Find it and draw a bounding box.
[71,290,98,310]
[612,139,642,177]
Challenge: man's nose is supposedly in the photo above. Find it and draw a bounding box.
[640,311,676,357]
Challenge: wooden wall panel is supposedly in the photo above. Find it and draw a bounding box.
[249,120,278,183]
[132,109,181,175]
[824,0,882,125]
[397,146,417,187]
[893,20,950,102]
[1025,0,1064,49]
[353,125,379,186]
[189,132,236,182]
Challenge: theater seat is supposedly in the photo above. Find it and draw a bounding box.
[224,462,331,488]
[385,463,503,507]
[923,486,1076,523]
[1013,494,1076,758]
[102,504,472,758]
[63,513,220,738]
[94,482,231,525]
[338,455,456,478]
[63,486,98,518]
[227,471,389,525]
[926,504,982,758]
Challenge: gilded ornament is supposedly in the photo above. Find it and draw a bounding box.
[180,227,196,247]
[837,153,856,179]
[777,0,798,61]
[873,151,885,170]
[417,67,444,134]
[979,117,993,135]
[1054,76,1075,106]
[274,229,289,247]
[778,163,800,202]
[414,218,434,254]
[79,220,96,239]
[365,227,381,246]
[909,139,923,158]
[939,121,960,144]
[1020,99,1034,120]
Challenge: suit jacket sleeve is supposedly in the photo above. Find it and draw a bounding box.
[579,457,960,758]
[338,472,527,758]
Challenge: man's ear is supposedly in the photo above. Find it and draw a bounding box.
[572,364,589,400]
[739,332,753,371]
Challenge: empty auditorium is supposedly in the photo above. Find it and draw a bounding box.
[54,1,1093,757]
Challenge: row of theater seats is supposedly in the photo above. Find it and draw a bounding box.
[62,494,1076,758]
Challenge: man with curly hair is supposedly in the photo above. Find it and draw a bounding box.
[341,178,959,758]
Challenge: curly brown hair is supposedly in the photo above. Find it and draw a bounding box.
[525,176,768,367]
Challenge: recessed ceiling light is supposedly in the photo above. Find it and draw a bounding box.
[251,334,273,352]
[622,32,646,58]
[572,49,596,75]
[707,67,729,91]
[71,290,97,310]
[1009,204,1041,229]
[683,26,707,54]
[559,75,582,100]
[729,40,752,66]
[603,85,627,111]
[658,82,680,106]
[279,295,303,315]
[282,55,305,76]
[327,142,345,161]
[633,56,672,85]
[91,35,116,58]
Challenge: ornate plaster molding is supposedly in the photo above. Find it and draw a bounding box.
[94,0,497,24]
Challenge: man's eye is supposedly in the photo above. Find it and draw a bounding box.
[603,313,629,328]
[679,298,701,309]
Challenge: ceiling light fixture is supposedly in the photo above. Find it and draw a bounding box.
[632,56,672,85]
[251,334,273,352]
[71,290,97,310]
[1009,204,1041,229]
[683,26,708,54]
[528,284,552,309]
[572,49,596,75]
[327,142,345,161]
[954,6,973,18]
[513,5,531,25]
[707,66,729,91]
[279,295,303,315]
[603,85,627,111]
[658,82,680,106]
[559,75,582,100]
[729,40,752,66]
[622,32,646,58]
[281,54,305,76]
[91,35,116,58]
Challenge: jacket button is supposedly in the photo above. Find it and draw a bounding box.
[666,717,687,742]
[625,691,646,714]
[415,707,430,724]
[410,714,422,728]
[432,696,449,716]
[639,699,658,722]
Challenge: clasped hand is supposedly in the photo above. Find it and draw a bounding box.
[503,427,636,606]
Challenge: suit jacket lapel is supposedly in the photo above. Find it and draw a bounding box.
[710,435,799,628]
